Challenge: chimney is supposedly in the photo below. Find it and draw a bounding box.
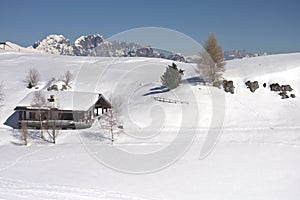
[49,95,55,102]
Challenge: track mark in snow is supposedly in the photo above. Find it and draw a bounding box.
[14,151,82,165]
[0,177,161,200]
[227,95,274,128]
[287,99,300,112]
[0,149,41,172]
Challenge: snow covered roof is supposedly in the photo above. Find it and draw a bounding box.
[15,91,107,112]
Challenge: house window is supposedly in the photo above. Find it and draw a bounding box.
[73,112,85,122]
[29,112,36,120]
[60,113,74,120]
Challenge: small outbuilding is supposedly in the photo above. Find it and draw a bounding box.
[0,42,6,50]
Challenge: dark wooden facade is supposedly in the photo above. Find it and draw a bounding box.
[0,42,6,50]
[14,93,112,130]
[95,94,112,116]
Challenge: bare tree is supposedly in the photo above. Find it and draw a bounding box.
[45,101,62,144]
[46,108,60,144]
[26,68,40,88]
[197,51,216,83]
[197,33,225,84]
[108,109,116,144]
[62,70,73,88]
[31,91,46,139]
[204,33,225,70]
[20,121,28,145]
[100,105,121,145]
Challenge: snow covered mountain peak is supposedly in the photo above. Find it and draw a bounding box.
[73,34,104,56]
[32,34,73,55]
[32,34,106,56]
[74,34,104,47]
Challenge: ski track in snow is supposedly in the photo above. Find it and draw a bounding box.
[0,149,41,173]
[227,95,274,128]
[0,177,160,200]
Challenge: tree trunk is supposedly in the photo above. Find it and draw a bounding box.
[111,111,114,145]
[39,112,44,140]
[53,129,56,144]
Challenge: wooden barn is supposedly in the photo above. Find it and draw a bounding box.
[0,42,6,50]
[14,91,111,129]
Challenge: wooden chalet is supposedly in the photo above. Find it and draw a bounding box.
[14,91,111,129]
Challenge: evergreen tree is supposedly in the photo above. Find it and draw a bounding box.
[161,63,183,89]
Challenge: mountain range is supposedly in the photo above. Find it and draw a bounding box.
[1,34,186,62]
[1,34,267,62]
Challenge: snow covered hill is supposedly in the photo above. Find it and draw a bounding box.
[0,42,40,53]
[0,51,300,199]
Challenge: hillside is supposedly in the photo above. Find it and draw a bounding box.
[0,42,41,53]
[0,50,300,199]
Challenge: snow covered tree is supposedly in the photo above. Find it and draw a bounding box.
[26,67,40,88]
[62,70,73,88]
[197,33,225,83]
[161,63,183,89]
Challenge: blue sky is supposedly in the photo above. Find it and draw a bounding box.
[1,0,299,53]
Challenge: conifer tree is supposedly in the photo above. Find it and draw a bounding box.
[161,63,183,89]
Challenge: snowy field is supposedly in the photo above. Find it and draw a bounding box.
[0,50,300,199]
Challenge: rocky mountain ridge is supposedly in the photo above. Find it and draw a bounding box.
[31,34,187,62]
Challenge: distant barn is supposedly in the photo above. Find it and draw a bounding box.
[14,91,111,129]
[0,42,6,50]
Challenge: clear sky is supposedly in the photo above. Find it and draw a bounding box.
[1,0,299,53]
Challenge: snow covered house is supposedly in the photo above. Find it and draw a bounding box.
[14,91,111,129]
